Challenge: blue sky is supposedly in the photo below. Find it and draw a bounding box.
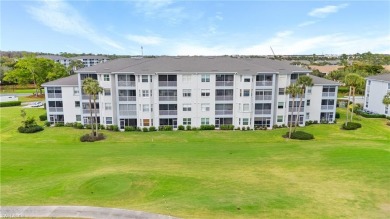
[1,0,389,55]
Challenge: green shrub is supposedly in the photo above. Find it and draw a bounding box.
[342,122,362,130]
[44,121,51,127]
[124,126,136,131]
[136,127,141,131]
[39,114,47,121]
[200,125,215,130]
[18,125,44,133]
[99,124,105,130]
[191,127,198,131]
[54,122,64,127]
[0,101,21,107]
[149,126,157,132]
[186,125,192,131]
[80,133,105,142]
[107,125,119,131]
[335,112,340,119]
[74,123,83,129]
[355,110,386,118]
[288,131,314,140]
[246,126,251,131]
[220,124,234,130]
[164,126,173,131]
[178,125,185,130]
[142,127,149,132]
[386,121,390,126]
[85,124,92,129]
[65,122,74,127]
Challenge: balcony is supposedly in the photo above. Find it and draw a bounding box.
[159,96,177,101]
[216,81,234,86]
[215,95,234,101]
[255,95,272,101]
[118,81,135,87]
[321,105,335,110]
[256,81,273,86]
[82,95,99,100]
[83,109,100,114]
[119,96,136,101]
[119,110,137,116]
[48,107,63,112]
[215,110,233,115]
[322,92,336,97]
[159,110,177,115]
[255,109,271,115]
[47,93,62,98]
[159,81,177,87]
[288,107,304,112]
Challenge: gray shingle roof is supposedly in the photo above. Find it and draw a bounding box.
[366,73,390,82]
[76,56,310,74]
[72,55,109,60]
[308,75,341,85]
[38,55,69,60]
[42,74,78,87]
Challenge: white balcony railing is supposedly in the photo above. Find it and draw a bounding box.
[255,109,271,115]
[159,81,177,87]
[321,105,335,110]
[288,107,304,112]
[215,96,234,101]
[118,81,136,87]
[119,110,137,116]
[256,81,273,86]
[83,109,100,114]
[255,95,272,101]
[159,110,177,115]
[215,110,233,115]
[47,93,62,98]
[119,96,136,102]
[216,81,234,86]
[159,96,177,101]
[322,92,336,97]
[82,95,98,100]
[48,107,63,112]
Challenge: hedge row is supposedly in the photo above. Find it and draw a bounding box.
[355,110,387,118]
[80,133,105,142]
[18,125,44,133]
[0,101,21,107]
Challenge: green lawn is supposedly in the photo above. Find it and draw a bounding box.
[1,107,389,218]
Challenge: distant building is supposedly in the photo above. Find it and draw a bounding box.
[42,56,339,128]
[72,55,109,68]
[38,55,71,68]
[364,74,390,115]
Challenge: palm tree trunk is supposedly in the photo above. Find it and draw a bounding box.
[289,98,295,139]
[351,86,356,122]
[293,89,304,132]
[93,95,98,137]
[345,86,352,125]
[89,95,93,137]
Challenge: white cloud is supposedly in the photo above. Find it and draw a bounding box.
[133,0,189,24]
[27,0,124,51]
[126,34,163,45]
[298,21,317,27]
[309,4,348,18]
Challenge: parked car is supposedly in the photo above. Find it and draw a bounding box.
[31,102,43,107]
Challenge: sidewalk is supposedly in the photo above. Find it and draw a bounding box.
[0,206,178,219]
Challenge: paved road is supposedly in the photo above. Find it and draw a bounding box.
[0,206,178,219]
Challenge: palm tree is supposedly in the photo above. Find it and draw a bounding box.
[285,83,301,138]
[294,75,313,132]
[344,73,365,124]
[383,92,390,114]
[82,78,102,136]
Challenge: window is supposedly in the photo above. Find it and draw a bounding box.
[201,74,210,82]
[243,89,250,97]
[388,83,390,89]
[143,104,149,112]
[201,89,210,97]
[73,87,79,96]
[183,89,191,97]
[142,75,148,82]
[306,100,311,106]
[142,90,149,97]
[242,118,249,125]
[244,78,251,82]
[201,118,209,125]
[76,115,81,121]
[104,88,111,96]
[306,113,310,120]
[182,75,191,82]
[277,115,283,122]
[385,106,388,114]
[243,103,250,112]
[103,74,110,81]
[106,117,112,125]
[307,88,312,94]
[75,101,80,108]
[183,103,191,111]
[278,88,285,95]
[143,119,150,126]
[183,118,191,125]
[278,102,284,109]
[105,103,112,110]
[201,103,210,112]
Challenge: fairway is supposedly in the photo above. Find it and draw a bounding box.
[1,107,390,218]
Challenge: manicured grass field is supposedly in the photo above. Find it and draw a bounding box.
[1,107,389,218]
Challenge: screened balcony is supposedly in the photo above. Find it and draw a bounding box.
[159,75,177,87]
[216,74,234,86]
[118,74,136,87]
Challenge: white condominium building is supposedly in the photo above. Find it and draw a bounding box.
[42,56,339,130]
[364,74,390,116]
